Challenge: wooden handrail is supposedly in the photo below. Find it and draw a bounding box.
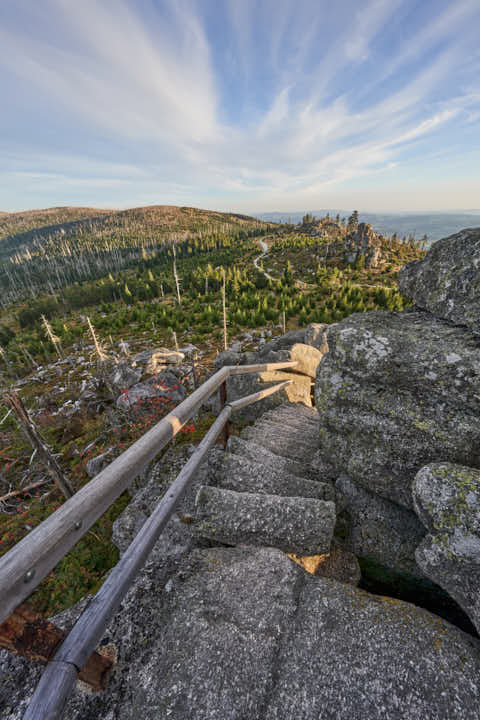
[0,361,297,626]
[24,379,292,720]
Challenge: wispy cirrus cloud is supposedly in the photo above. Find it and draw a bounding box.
[0,0,479,212]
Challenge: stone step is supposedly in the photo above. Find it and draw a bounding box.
[194,486,336,555]
[241,419,318,443]
[226,436,317,480]
[262,403,319,425]
[259,412,320,432]
[257,417,320,438]
[241,427,316,464]
[252,417,319,444]
[215,452,334,502]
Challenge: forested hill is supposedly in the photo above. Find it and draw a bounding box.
[0,205,271,305]
[0,205,268,251]
[0,206,112,243]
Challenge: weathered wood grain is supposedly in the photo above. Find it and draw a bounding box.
[23,661,78,720]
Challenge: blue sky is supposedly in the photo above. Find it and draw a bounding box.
[1,0,479,213]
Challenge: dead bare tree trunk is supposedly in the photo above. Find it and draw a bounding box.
[172,330,179,352]
[2,392,74,499]
[19,345,37,371]
[192,351,198,390]
[222,269,227,351]
[0,346,13,377]
[173,247,182,306]
[87,317,107,362]
[41,316,62,360]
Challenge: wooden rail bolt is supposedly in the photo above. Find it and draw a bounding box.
[0,605,113,691]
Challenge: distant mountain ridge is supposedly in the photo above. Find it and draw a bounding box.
[255,210,480,244]
[0,205,267,246]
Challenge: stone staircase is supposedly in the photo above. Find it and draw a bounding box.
[194,402,339,558]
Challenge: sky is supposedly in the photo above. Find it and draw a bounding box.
[1,0,479,214]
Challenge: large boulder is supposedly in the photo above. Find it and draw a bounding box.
[116,370,186,412]
[315,309,480,509]
[109,363,142,393]
[413,462,480,635]
[4,546,480,719]
[113,443,207,552]
[304,323,329,351]
[288,343,324,378]
[399,227,480,335]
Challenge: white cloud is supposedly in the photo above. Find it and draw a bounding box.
[0,0,479,212]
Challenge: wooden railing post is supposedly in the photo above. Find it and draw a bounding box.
[219,380,230,447]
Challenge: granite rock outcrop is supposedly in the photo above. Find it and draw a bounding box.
[399,227,480,335]
[3,546,480,720]
[344,222,383,268]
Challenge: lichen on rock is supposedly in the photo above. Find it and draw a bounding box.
[413,462,480,635]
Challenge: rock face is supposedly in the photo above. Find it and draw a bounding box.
[314,227,480,633]
[4,546,480,720]
[413,462,480,634]
[335,474,426,577]
[344,222,383,268]
[315,309,480,509]
[194,486,336,555]
[399,227,480,335]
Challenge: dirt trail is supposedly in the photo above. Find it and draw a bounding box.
[253,239,274,280]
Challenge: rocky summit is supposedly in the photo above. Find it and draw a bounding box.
[344,221,384,268]
[2,228,480,719]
